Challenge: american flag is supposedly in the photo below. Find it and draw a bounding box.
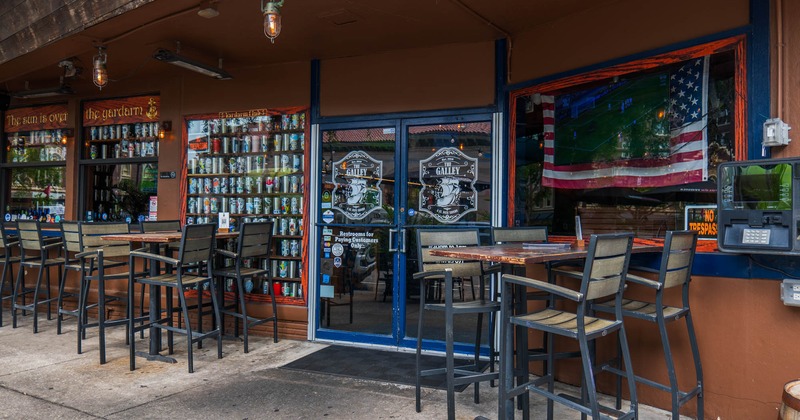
[542,56,709,189]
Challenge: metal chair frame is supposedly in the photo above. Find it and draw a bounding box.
[12,220,64,333]
[75,221,148,364]
[127,223,222,373]
[0,223,20,327]
[499,232,638,420]
[414,228,500,420]
[214,221,278,352]
[593,230,704,420]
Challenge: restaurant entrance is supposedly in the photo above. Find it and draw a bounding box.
[314,114,495,353]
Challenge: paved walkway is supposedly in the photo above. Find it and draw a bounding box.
[0,311,684,419]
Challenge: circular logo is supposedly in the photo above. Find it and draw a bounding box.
[332,243,344,257]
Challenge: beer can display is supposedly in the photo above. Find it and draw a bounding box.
[181,111,308,302]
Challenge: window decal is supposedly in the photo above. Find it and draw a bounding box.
[332,150,382,220]
[419,147,478,223]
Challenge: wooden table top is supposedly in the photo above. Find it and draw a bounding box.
[100,231,239,243]
[429,243,662,265]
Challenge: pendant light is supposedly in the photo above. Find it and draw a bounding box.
[261,0,284,43]
[93,47,108,90]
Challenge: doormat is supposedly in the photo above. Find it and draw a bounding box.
[281,345,491,391]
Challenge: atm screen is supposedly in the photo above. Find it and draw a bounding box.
[721,163,792,210]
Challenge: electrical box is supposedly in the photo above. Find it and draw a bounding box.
[717,157,800,255]
[781,279,800,306]
[763,118,792,147]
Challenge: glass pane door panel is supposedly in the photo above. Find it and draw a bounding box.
[319,127,396,337]
[403,121,493,343]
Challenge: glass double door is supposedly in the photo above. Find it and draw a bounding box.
[315,115,494,352]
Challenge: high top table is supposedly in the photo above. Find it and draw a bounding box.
[429,240,662,418]
[101,230,239,363]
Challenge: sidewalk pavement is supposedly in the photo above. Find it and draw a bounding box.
[0,312,683,419]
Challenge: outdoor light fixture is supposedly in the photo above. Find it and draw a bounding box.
[93,46,108,90]
[60,128,74,144]
[159,121,172,139]
[153,48,232,80]
[197,0,220,18]
[261,0,284,43]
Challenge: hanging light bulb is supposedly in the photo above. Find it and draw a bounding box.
[93,47,108,90]
[261,0,284,43]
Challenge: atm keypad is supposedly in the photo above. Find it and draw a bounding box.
[742,228,771,245]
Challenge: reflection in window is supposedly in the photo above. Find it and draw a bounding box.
[8,166,65,221]
[513,42,738,237]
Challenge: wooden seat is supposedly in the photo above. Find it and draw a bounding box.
[414,228,500,420]
[593,230,703,420]
[213,221,278,352]
[12,220,65,333]
[499,232,637,420]
[127,223,222,373]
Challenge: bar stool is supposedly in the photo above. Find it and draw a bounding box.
[12,220,64,333]
[499,232,637,420]
[0,223,21,327]
[213,221,278,352]
[414,228,500,420]
[56,221,84,335]
[593,230,703,420]
[76,222,148,363]
[128,223,222,373]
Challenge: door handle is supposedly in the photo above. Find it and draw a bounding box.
[388,228,398,252]
[399,228,407,253]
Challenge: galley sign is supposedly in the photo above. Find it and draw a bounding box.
[419,147,478,223]
[332,151,382,220]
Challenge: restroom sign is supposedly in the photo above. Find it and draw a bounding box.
[332,150,382,220]
[419,147,478,223]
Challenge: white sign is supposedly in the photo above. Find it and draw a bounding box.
[218,212,230,230]
[148,196,158,221]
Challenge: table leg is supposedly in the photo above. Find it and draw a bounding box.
[134,242,176,364]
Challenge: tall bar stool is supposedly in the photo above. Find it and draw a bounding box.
[77,222,148,364]
[593,230,703,420]
[491,227,581,390]
[56,221,85,335]
[213,221,278,352]
[499,232,637,420]
[12,220,65,333]
[414,228,500,420]
[128,223,222,373]
[0,223,21,327]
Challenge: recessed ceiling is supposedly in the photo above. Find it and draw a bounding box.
[0,0,615,95]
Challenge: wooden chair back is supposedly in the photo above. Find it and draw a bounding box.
[417,228,483,279]
[178,223,216,266]
[581,233,634,301]
[61,221,82,254]
[659,230,698,290]
[16,220,44,254]
[140,220,181,233]
[80,222,132,259]
[238,221,273,260]
[492,226,548,244]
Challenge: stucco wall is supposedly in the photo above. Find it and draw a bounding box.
[510,0,749,84]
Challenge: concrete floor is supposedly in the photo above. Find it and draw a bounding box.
[0,309,687,419]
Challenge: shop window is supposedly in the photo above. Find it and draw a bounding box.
[2,104,70,221]
[80,95,161,222]
[510,37,745,238]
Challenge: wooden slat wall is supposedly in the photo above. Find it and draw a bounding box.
[577,204,679,238]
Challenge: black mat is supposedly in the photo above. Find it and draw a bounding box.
[281,345,490,391]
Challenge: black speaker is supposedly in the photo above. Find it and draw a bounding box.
[0,94,10,111]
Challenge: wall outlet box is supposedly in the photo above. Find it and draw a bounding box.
[780,279,800,306]
[763,118,792,147]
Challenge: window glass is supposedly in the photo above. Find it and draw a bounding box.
[512,46,737,237]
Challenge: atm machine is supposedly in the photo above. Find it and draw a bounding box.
[717,157,800,255]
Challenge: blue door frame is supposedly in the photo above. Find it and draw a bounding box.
[313,112,496,355]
